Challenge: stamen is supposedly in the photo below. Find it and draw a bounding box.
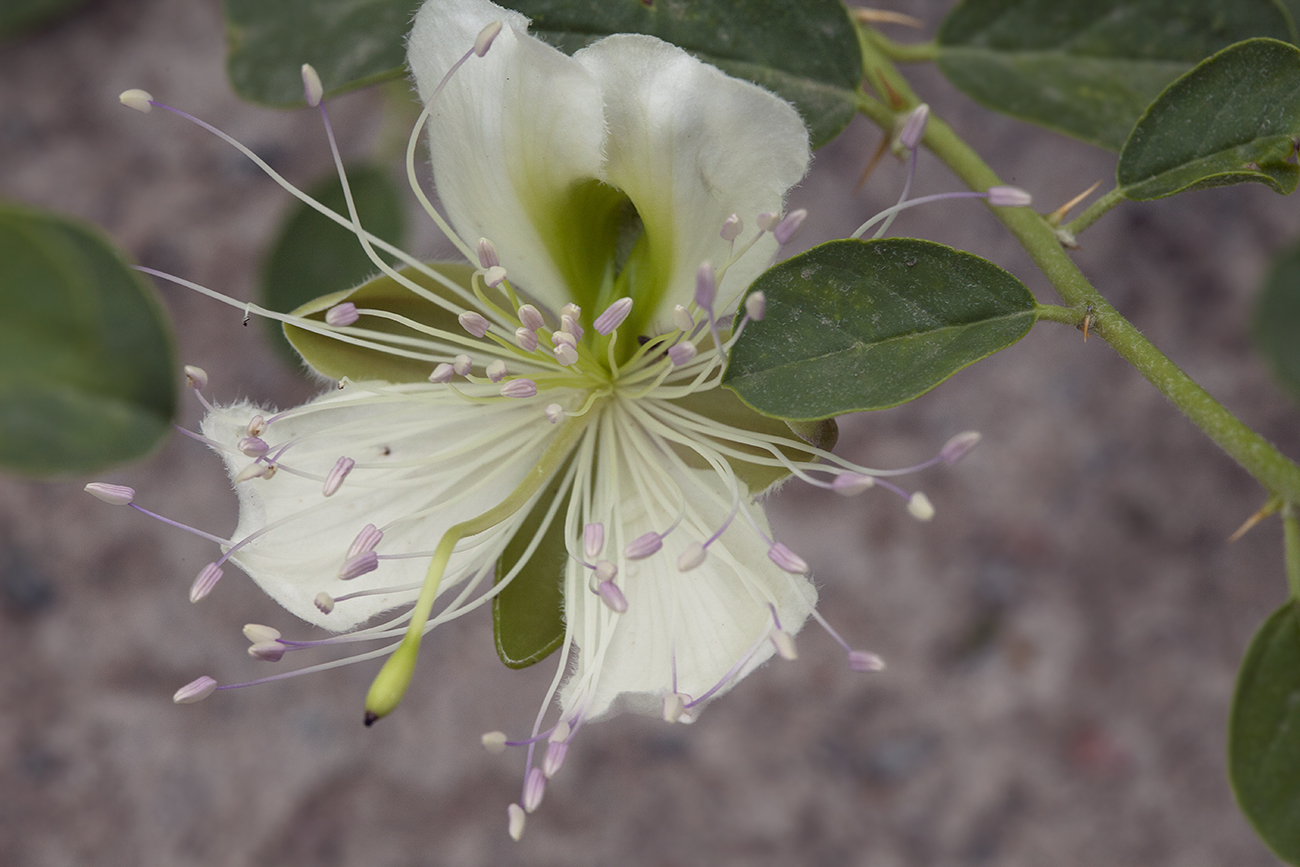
[523,767,546,813]
[672,305,694,333]
[625,531,663,559]
[339,551,379,580]
[248,641,286,662]
[243,624,281,643]
[552,330,577,348]
[473,20,504,57]
[757,211,780,232]
[593,560,617,582]
[477,237,500,268]
[518,304,545,332]
[486,359,508,383]
[907,492,935,521]
[831,473,876,496]
[720,213,743,242]
[583,523,605,559]
[301,63,324,108]
[238,436,269,456]
[668,343,697,366]
[596,581,627,613]
[554,344,579,366]
[325,302,359,327]
[119,89,154,113]
[84,482,135,505]
[561,303,581,322]
[173,676,217,704]
[458,311,490,338]
[514,327,538,352]
[314,592,335,614]
[428,363,454,383]
[481,731,508,754]
[987,185,1033,207]
[183,365,208,389]
[320,457,355,497]
[235,462,274,483]
[662,692,688,722]
[769,627,798,661]
[542,740,568,777]
[849,650,886,672]
[190,563,224,602]
[484,266,507,287]
[560,313,583,340]
[247,415,267,436]
[677,542,707,572]
[507,804,526,841]
[941,430,981,464]
[500,379,537,399]
[693,262,715,310]
[347,524,384,559]
[773,209,807,246]
[452,355,473,376]
[544,404,564,424]
[593,297,633,334]
[898,103,929,150]
[767,542,808,574]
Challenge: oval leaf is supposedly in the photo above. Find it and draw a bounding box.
[723,239,1036,420]
[1229,602,1300,865]
[0,204,176,476]
[936,0,1295,151]
[1119,38,1300,199]
[1254,239,1300,402]
[261,164,405,361]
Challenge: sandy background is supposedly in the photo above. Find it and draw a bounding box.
[2,1,1299,865]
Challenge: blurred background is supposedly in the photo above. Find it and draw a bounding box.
[2,0,1298,864]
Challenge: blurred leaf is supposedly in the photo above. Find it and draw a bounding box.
[0,0,89,37]
[0,204,175,476]
[936,0,1295,150]
[1229,602,1300,865]
[1118,38,1300,200]
[723,239,1036,420]
[262,164,405,360]
[285,262,470,382]
[1255,239,1300,401]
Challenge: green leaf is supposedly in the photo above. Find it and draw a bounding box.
[0,204,176,476]
[225,0,422,105]
[723,239,1036,420]
[1229,601,1300,865]
[936,0,1295,151]
[284,262,471,382]
[0,0,90,36]
[507,0,863,149]
[1118,38,1300,200]
[493,461,572,669]
[1255,239,1300,401]
[262,164,405,361]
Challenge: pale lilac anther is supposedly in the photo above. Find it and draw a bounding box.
[459,311,490,338]
[486,359,508,383]
[542,740,569,778]
[452,354,473,376]
[908,492,935,521]
[500,379,537,399]
[347,524,383,559]
[832,473,876,496]
[757,210,781,232]
[84,482,135,505]
[672,304,694,333]
[183,365,208,389]
[507,804,526,841]
[514,327,538,352]
[668,342,697,366]
[552,330,577,348]
[523,767,546,813]
[314,592,335,614]
[247,415,266,436]
[596,580,628,614]
[773,209,807,245]
[339,550,379,580]
[594,297,633,334]
[322,456,355,497]
[518,304,544,331]
[476,237,500,269]
[554,344,579,367]
[544,403,564,424]
[429,362,455,384]
[584,523,605,559]
[720,213,743,242]
[899,103,929,150]
[484,265,507,287]
[625,532,663,559]
[473,20,503,56]
[848,650,886,672]
[769,628,798,661]
[190,563,224,603]
[594,559,617,583]
[173,675,217,704]
[325,301,358,327]
[677,542,707,571]
[301,63,324,107]
[768,542,809,575]
[248,641,285,662]
[745,291,766,321]
[662,692,687,722]
[242,623,281,643]
[694,263,716,310]
[561,313,583,340]
[238,436,269,457]
[481,730,508,754]
[941,430,982,464]
[987,185,1032,207]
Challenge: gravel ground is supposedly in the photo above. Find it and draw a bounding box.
[2,1,1298,865]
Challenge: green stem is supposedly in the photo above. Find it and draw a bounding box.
[1285,504,1300,601]
[1063,186,1127,238]
[866,31,940,63]
[1035,304,1083,326]
[851,41,1300,503]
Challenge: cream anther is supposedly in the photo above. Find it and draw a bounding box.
[314,592,335,614]
[173,676,217,704]
[190,563,224,603]
[941,431,982,464]
[907,492,935,521]
[514,326,538,352]
[554,344,579,366]
[899,103,929,150]
[507,804,526,841]
[584,523,605,559]
[299,63,324,107]
[477,237,500,269]
[831,473,875,496]
[550,720,571,743]
[551,330,577,348]
[544,403,564,424]
[561,313,584,340]
[625,532,663,559]
[248,641,285,662]
[500,379,537,399]
[325,302,359,327]
[770,628,798,661]
[848,650,886,672]
[694,262,716,309]
[235,462,273,483]
[668,342,697,366]
[238,436,269,457]
[757,211,781,232]
[594,297,633,334]
[247,415,266,436]
[459,311,490,338]
[745,292,766,321]
[452,354,473,376]
[662,692,687,722]
[518,304,545,331]
[243,623,281,643]
[481,730,508,754]
[987,185,1032,207]
[84,482,135,505]
[774,209,807,245]
[486,359,508,382]
[597,580,628,613]
[677,542,707,571]
[347,524,383,559]
[484,265,508,287]
[561,303,581,321]
[720,213,743,242]
[473,20,504,56]
[429,362,455,383]
[542,740,568,778]
[184,365,208,389]
[594,559,617,582]
[119,89,154,113]
[523,767,546,813]
[672,305,694,333]
[768,542,809,574]
[322,456,355,496]
[339,551,379,580]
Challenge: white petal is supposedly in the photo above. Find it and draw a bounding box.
[201,385,558,631]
